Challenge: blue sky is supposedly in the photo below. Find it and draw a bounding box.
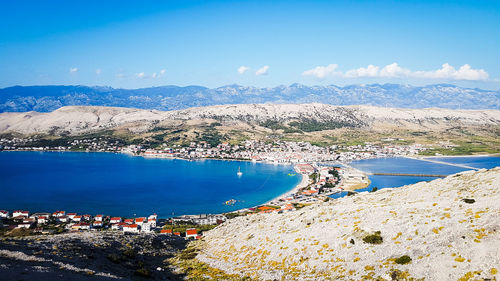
[1,0,499,89]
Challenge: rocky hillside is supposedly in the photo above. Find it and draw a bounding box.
[0,231,187,280]
[197,168,500,280]
[0,84,498,113]
[0,104,499,136]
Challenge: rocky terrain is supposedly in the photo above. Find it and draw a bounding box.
[0,231,187,280]
[196,168,500,280]
[0,103,499,136]
[1,84,499,112]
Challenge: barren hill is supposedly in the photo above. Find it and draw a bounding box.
[197,168,500,280]
[0,104,499,136]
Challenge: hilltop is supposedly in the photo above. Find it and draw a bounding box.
[0,84,498,113]
[0,103,498,136]
[1,103,498,155]
[194,168,500,280]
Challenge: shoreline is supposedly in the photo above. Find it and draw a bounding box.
[3,150,498,218]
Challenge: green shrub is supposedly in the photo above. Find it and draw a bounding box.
[394,255,412,264]
[179,248,198,260]
[134,267,151,278]
[107,254,121,263]
[122,248,136,259]
[362,231,383,244]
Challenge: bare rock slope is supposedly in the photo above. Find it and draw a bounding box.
[0,104,499,135]
[198,168,500,280]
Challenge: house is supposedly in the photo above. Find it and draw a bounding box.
[148,213,157,220]
[124,218,134,224]
[281,203,295,212]
[23,218,36,224]
[93,221,103,228]
[0,210,9,218]
[57,216,69,223]
[72,223,90,230]
[37,217,48,224]
[94,215,103,221]
[135,217,146,226]
[148,218,157,228]
[123,224,139,233]
[72,215,82,222]
[301,189,318,196]
[173,232,181,236]
[141,223,152,233]
[82,214,91,221]
[53,211,65,217]
[67,213,77,219]
[186,228,198,239]
[160,229,172,235]
[18,222,34,229]
[111,222,127,231]
[110,217,122,224]
[13,210,29,217]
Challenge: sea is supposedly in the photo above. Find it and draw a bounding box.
[0,151,300,217]
[330,156,499,199]
[1,152,498,217]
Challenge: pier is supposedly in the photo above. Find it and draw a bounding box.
[405,156,479,170]
[366,172,448,178]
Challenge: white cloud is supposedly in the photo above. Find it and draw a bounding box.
[152,72,157,78]
[302,63,489,81]
[116,73,126,78]
[95,69,102,75]
[345,64,379,78]
[379,63,411,78]
[302,64,339,79]
[136,72,145,79]
[255,65,269,76]
[69,67,78,73]
[238,66,249,74]
[413,63,489,80]
[160,69,166,75]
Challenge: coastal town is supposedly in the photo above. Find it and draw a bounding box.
[0,136,432,237]
[0,209,224,239]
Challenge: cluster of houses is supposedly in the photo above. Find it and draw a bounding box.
[119,140,429,164]
[0,210,206,239]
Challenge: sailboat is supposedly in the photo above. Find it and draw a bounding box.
[237,166,243,176]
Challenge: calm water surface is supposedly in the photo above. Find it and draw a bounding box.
[0,151,300,217]
[330,156,499,199]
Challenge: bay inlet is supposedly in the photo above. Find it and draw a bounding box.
[0,151,300,217]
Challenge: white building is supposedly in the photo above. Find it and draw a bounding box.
[141,223,152,233]
[123,224,139,233]
[0,210,9,218]
[13,210,29,217]
[94,215,103,221]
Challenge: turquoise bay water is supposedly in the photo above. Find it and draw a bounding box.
[330,156,499,199]
[0,152,300,217]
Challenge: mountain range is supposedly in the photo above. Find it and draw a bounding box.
[0,84,498,113]
[1,104,498,136]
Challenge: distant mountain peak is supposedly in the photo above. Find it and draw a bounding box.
[0,84,498,113]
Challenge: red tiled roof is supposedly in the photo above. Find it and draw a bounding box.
[186,228,197,235]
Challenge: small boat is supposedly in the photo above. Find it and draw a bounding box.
[288,173,296,176]
[237,166,243,176]
[224,199,237,205]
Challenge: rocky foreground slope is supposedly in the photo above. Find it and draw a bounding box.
[0,231,187,280]
[198,168,500,280]
[0,103,499,136]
